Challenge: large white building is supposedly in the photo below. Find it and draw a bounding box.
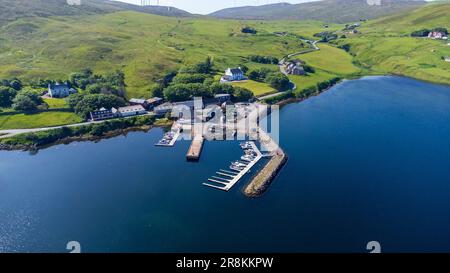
[223,68,245,82]
[48,83,77,98]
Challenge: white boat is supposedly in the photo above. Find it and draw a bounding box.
[241,155,255,162]
[231,161,247,168]
[230,165,244,172]
[240,142,253,149]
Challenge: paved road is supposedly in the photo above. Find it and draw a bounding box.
[0,112,154,139]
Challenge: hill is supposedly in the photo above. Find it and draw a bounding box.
[335,1,450,84]
[0,12,334,98]
[0,0,191,25]
[209,0,427,23]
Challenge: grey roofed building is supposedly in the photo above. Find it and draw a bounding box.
[154,100,204,117]
[146,97,164,110]
[223,67,245,82]
[117,105,147,117]
[90,107,118,121]
[154,102,174,116]
[48,82,77,98]
[129,98,147,105]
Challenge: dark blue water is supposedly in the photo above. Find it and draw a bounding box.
[1,76,450,253]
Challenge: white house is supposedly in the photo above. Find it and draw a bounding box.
[445,56,450,62]
[117,105,147,117]
[223,67,245,81]
[48,82,76,98]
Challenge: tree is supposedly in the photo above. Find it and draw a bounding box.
[233,87,253,102]
[12,95,38,111]
[0,87,17,108]
[248,68,273,82]
[241,26,257,34]
[266,73,291,91]
[209,83,234,95]
[163,83,212,102]
[12,89,44,111]
[9,79,22,91]
[411,29,430,37]
[248,55,279,64]
[86,82,120,96]
[149,84,164,98]
[237,64,249,73]
[66,93,84,110]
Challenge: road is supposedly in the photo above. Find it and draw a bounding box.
[258,40,320,101]
[0,112,154,139]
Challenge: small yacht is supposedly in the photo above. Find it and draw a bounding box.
[240,142,253,149]
[241,155,255,162]
[230,165,244,172]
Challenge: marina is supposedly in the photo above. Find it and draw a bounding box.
[203,141,264,191]
[155,124,181,147]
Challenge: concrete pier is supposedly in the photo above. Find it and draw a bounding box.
[186,134,204,161]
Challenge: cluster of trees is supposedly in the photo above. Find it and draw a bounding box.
[0,78,48,111]
[151,57,254,103]
[241,26,257,34]
[248,68,291,91]
[66,93,126,119]
[11,89,45,111]
[0,78,23,108]
[313,31,338,42]
[53,68,129,119]
[70,68,126,97]
[1,78,23,91]
[248,55,279,64]
[411,27,448,37]
[0,86,17,108]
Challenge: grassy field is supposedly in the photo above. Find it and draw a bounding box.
[295,43,361,76]
[289,70,337,91]
[230,80,277,97]
[0,109,82,130]
[43,98,70,109]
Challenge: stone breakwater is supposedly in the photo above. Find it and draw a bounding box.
[244,148,287,198]
[244,128,287,198]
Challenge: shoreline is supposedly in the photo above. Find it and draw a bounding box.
[1,75,446,152]
[0,121,173,151]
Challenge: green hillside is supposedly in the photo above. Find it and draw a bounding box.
[0,12,340,98]
[335,1,450,85]
[209,0,426,23]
